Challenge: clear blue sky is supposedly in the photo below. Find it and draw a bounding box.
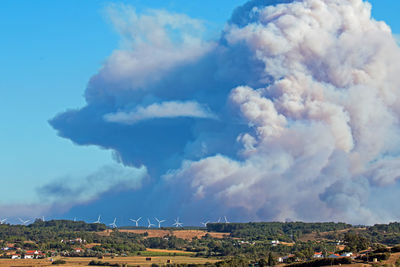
[0,0,399,220]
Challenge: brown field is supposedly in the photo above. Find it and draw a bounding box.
[280,242,295,246]
[173,230,229,240]
[384,252,400,265]
[0,256,220,266]
[99,229,229,240]
[146,248,194,254]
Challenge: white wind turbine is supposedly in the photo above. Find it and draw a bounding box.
[147,218,155,228]
[0,218,7,224]
[155,218,166,228]
[129,217,142,227]
[18,218,31,225]
[173,217,183,228]
[201,221,210,227]
[109,218,117,228]
[94,215,101,224]
[224,216,229,223]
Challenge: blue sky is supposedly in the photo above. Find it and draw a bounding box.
[0,0,249,214]
[1,0,400,224]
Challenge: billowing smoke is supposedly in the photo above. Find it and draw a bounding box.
[50,0,400,224]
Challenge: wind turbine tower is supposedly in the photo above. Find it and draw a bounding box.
[224,216,229,223]
[155,218,166,228]
[94,215,101,224]
[109,218,117,229]
[18,218,31,225]
[147,219,155,228]
[173,217,183,228]
[201,221,210,227]
[129,217,142,227]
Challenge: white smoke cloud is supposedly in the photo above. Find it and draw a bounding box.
[87,4,214,102]
[164,0,400,224]
[104,101,216,124]
[51,0,400,224]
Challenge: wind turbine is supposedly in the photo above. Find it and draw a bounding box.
[129,217,142,227]
[155,218,166,228]
[147,218,155,228]
[224,216,229,223]
[18,218,31,225]
[109,218,117,229]
[94,215,101,224]
[201,221,210,227]
[0,218,7,224]
[173,217,183,228]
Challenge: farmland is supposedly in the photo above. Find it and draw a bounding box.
[0,255,220,266]
[3,220,400,266]
[99,229,229,240]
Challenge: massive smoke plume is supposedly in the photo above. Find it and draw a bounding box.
[50,0,400,224]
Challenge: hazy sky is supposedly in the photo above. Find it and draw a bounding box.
[1,0,400,225]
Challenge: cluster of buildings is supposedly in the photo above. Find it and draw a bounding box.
[0,239,90,260]
[278,251,356,263]
[1,248,46,260]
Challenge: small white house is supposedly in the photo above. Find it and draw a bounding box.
[341,252,353,257]
[313,252,323,258]
[271,240,280,246]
